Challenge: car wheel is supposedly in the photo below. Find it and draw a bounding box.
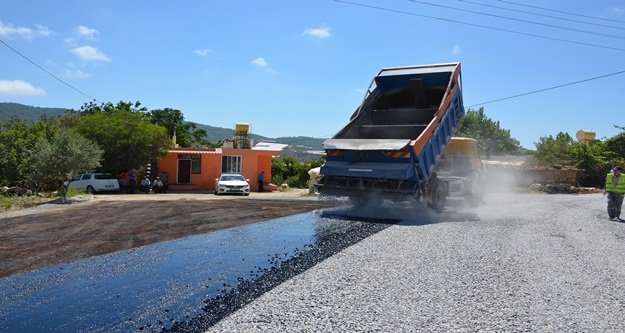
[244,193,250,196]
[86,186,95,194]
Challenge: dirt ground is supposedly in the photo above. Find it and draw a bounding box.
[0,189,332,277]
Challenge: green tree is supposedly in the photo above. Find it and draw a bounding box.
[571,140,615,187]
[534,132,575,166]
[605,128,625,158]
[25,128,103,192]
[454,107,521,157]
[74,101,172,174]
[149,108,209,147]
[0,117,59,186]
[271,156,324,188]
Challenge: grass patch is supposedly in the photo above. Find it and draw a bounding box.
[0,189,87,213]
[0,195,51,212]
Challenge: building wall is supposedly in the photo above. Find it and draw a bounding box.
[158,148,277,191]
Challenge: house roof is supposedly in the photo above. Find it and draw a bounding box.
[252,142,288,151]
[169,148,223,154]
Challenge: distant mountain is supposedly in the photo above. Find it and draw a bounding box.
[0,103,327,160]
[0,102,69,122]
[192,122,326,160]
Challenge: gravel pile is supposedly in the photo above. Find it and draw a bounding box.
[206,193,625,332]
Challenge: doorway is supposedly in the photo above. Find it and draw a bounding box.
[177,159,191,184]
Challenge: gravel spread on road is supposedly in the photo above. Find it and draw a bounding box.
[207,193,625,332]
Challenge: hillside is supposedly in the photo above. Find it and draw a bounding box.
[0,102,69,122]
[0,103,326,160]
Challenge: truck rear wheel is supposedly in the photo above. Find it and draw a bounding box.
[431,181,447,213]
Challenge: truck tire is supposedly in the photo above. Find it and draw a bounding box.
[431,180,446,213]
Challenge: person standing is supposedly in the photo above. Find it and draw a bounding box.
[128,169,137,194]
[606,166,625,221]
[258,171,265,192]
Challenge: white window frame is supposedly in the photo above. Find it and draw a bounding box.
[221,155,242,174]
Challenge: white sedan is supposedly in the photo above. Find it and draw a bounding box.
[214,173,250,196]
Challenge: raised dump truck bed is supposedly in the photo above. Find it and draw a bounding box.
[319,62,468,210]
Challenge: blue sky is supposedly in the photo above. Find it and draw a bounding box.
[1,1,625,149]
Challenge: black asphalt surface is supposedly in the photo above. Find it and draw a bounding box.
[0,209,390,333]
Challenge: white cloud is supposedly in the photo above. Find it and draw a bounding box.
[452,44,461,54]
[0,21,52,38]
[61,69,92,79]
[302,26,331,39]
[71,45,111,62]
[251,57,276,74]
[613,6,625,13]
[75,25,99,40]
[0,80,46,96]
[194,49,211,57]
[251,57,269,68]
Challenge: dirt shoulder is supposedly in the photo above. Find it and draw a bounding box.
[0,190,331,277]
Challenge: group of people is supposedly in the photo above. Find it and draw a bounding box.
[140,176,165,193]
[120,169,166,194]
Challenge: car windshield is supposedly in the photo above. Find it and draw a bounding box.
[221,175,245,181]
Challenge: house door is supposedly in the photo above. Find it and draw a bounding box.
[177,159,191,184]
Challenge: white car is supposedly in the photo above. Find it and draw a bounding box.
[66,173,120,194]
[214,173,250,196]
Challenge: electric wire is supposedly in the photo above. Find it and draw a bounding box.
[0,38,99,102]
[467,69,625,108]
[404,0,625,40]
[457,0,625,31]
[334,0,625,52]
[497,0,625,25]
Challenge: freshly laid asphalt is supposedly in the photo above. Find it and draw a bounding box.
[2,193,625,332]
[0,207,389,333]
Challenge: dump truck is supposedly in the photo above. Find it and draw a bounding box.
[319,62,481,211]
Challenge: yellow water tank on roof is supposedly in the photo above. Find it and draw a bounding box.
[235,122,249,135]
[576,130,596,142]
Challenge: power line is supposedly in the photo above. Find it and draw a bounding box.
[457,0,625,31]
[0,38,99,102]
[467,69,625,108]
[405,0,625,40]
[334,0,625,52]
[497,0,625,25]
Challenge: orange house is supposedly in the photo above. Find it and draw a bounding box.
[158,144,284,191]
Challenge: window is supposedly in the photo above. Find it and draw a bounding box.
[95,174,116,180]
[222,155,242,174]
[178,154,201,174]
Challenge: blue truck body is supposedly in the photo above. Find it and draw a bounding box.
[319,63,465,205]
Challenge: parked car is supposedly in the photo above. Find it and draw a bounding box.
[214,173,250,196]
[65,173,120,194]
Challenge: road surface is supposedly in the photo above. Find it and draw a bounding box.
[207,193,625,332]
[2,192,625,332]
[0,190,326,277]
